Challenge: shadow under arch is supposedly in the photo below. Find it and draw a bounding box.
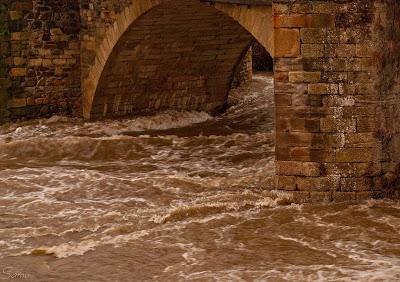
[82,0,274,120]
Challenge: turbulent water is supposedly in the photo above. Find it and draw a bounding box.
[0,74,399,281]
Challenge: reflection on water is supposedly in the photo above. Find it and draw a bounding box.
[0,74,399,281]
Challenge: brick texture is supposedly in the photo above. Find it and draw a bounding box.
[1,0,81,120]
[273,0,400,200]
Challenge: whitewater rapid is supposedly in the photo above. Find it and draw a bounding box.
[0,74,399,281]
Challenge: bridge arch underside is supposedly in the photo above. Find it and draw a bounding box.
[90,0,258,120]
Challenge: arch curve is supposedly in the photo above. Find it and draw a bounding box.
[82,0,164,119]
[82,0,273,120]
[212,2,273,56]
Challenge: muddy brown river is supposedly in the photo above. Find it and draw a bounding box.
[0,74,399,281]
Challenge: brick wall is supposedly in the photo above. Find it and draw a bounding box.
[273,0,399,201]
[3,0,81,120]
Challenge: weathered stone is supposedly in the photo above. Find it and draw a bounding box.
[29,59,43,67]
[276,161,321,177]
[310,191,332,203]
[288,71,321,83]
[296,176,339,192]
[10,32,30,41]
[308,83,338,95]
[340,177,373,192]
[8,98,26,108]
[9,68,27,77]
[336,148,373,163]
[320,118,356,133]
[301,44,324,58]
[276,176,297,191]
[275,28,300,57]
[333,192,356,202]
[274,14,334,28]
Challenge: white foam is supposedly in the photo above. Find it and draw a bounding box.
[27,240,98,258]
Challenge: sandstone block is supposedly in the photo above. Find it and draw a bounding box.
[320,118,356,133]
[333,192,356,202]
[272,14,321,27]
[276,146,291,161]
[273,4,289,14]
[39,49,52,57]
[301,44,324,58]
[345,133,380,148]
[42,59,53,67]
[289,118,320,132]
[323,162,382,177]
[15,2,33,10]
[308,83,338,95]
[11,32,30,41]
[9,68,27,77]
[29,59,43,67]
[339,82,375,95]
[8,98,26,108]
[274,71,289,82]
[325,44,356,58]
[276,176,297,191]
[356,43,373,57]
[296,176,339,192]
[13,57,26,66]
[276,117,290,131]
[301,28,326,43]
[356,191,374,201]
[276,161,321,177]
[323,96,355,107]
[291,191,311,203]
[336,44,356,58]
[288,71,321,83]
[313,2,338,14]
[336,148,373,163]
[322,72,348,82]
[310,191,332,203]
[53,59,66,66]
[357,117,378,132]
[275,28,300,58]
[290,148,336,162]
[305,14,335,28]
[340,177,373,192]
[275,94,292,106]
[274,15,306,28]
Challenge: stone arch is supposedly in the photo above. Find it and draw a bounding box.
[82,0,273,120]
[212,2,273,56]
[82,0,164,119]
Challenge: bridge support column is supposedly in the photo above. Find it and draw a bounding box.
[273,0,400,201]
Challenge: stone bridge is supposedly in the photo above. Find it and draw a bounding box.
[81,0,274,120]
[0,0,399,200]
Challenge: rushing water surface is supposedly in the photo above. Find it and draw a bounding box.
[0,74,399,281]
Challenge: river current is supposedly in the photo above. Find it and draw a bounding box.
[0,74,399,281]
